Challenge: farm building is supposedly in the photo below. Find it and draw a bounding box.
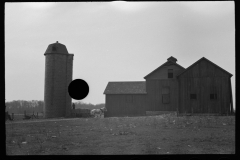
[104,56,233,117]
[177,57,234,115]
[104,82,147,117]
[144,56,185,112]
[104,56,185,117]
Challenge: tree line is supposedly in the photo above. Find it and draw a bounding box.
[74,101,105,110]
[5,100,105,114]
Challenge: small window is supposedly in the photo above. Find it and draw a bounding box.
[52,46,57,51]
[168,69,173,78]
[190,94,197,100]
[210,94,217,100]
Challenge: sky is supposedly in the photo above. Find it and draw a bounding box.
[5,2,235,108]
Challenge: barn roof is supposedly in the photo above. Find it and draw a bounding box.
[144,57,185,79]
[104,81,146,94]
[167,56,178,63]
[176,57,233,77]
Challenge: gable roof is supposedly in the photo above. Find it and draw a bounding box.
[144,61,185,79]
[104,81,146,94]
[176,57,233,77]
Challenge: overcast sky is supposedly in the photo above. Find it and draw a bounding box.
[5,2,235,108]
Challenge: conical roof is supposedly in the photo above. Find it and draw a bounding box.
[44,41,69,55]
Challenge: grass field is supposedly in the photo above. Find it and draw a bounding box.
[5,113,235,155]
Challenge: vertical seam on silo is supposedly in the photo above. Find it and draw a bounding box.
[65,54,68,117]
[52,55,54,109]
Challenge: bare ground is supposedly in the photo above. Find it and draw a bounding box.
[5,114,235,155]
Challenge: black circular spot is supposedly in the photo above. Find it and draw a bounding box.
[68,79,89,100]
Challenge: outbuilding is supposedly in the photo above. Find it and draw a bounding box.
[103,56,233,117]
[103,81,146,117]
[176,57,233,115]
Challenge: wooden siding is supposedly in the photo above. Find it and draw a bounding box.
[146,79,178,111]
[179,60,230,78]
[178,59,232,115]
[229,78,234,114]
[145,63,184,112]
[105,94,146,117]
[146,64,184,79]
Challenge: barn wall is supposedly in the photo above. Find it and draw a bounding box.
[146,79,178,111]
[105,94,146,117]
[144,63,184,112]
[146,64,184,79]
[178,59,231,115]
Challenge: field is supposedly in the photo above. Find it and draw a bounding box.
[5,113,235,155]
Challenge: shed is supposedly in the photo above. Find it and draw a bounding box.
[103,81,146,117]
[176,57,233,115]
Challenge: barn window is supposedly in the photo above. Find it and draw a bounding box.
[190,94,197,100]
[168,69,173,78]
[126,95,133,103]
[210,94,217,100]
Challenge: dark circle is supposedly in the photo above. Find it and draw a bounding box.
[68,79,89,100]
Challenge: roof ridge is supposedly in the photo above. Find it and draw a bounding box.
[144,61,185,79]
[104,81,146,94]
[176,57,233,77]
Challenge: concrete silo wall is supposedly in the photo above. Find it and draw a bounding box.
[65,54,74,117]
[44,53,73,118]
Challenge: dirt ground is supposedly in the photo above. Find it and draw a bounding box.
[5,114,235,155]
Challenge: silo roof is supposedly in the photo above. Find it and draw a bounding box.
[44,41,69,54]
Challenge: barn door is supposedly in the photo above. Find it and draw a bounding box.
[162,87,170,104]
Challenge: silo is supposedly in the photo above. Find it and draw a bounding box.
[44,41,74,118]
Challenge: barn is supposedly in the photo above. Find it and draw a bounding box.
[103,56,185,117]
[103,56,233,117]
[177,57,233,115]
[144,56,185,112]
[104,82,146,117]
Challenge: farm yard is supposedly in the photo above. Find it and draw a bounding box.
[5,113,235,155]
